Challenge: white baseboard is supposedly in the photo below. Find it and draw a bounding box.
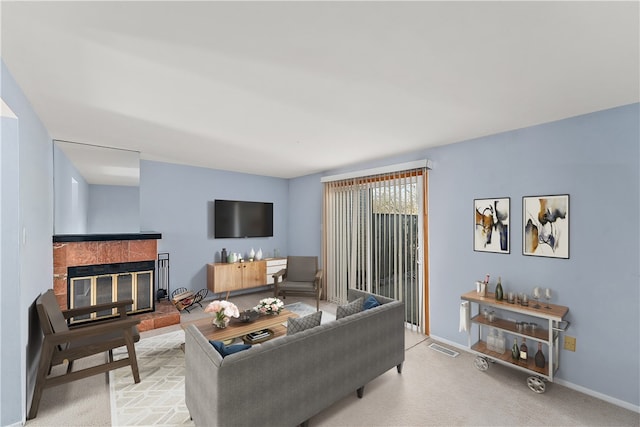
[429,334,640,414]
[552,378,640,413]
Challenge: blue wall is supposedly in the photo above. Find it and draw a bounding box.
[53,143,89,234]
[88,184,139,233]
[1,60,54,425]
[139,160,289,293]
[427,104,639,408]
[1,100,22,425]
[302,103,639,409]
[287,172,323,260]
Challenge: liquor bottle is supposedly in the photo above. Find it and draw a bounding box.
[511,338,519,360]
[519,338,528,363]
[534,342,546,368]
[495,276,503,301]
[483,274,490,297]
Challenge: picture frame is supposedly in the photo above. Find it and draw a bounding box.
[522,194,569,259]
[474,197,510,254]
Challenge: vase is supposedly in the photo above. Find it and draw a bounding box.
[255,248,263,260]
[213,316,230,329]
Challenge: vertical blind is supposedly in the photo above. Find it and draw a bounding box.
[322,168,428,332]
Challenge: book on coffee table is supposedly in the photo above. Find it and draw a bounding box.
[244,329,275,343]
[247,330,270,340]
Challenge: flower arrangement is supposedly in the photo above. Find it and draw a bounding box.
[253,297,284,315]
[205,300,239,328]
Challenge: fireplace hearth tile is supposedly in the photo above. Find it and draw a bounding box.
[138,318,154,332]
[153,312,181,329]
[135,300,180,332]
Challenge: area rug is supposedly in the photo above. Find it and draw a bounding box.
[109,330,193,427]
[285,302,336,324]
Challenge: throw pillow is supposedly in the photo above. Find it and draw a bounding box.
[363,295,381,310]
[336,297,364,319]
[287,311,322,335]
[209,340,252,357]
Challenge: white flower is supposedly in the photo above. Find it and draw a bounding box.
[254,297,284,314]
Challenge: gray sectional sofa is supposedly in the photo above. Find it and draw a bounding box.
[185,289,405,427]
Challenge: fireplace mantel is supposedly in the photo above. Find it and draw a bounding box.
[53,232,162,243]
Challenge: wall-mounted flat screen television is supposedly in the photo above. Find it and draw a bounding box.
[214,199,273,238]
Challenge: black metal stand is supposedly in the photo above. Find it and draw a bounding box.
[157,253,170,301]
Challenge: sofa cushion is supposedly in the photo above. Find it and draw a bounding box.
[287,311,322,335]
[336,297,364,319]
[209,340,251,357]
[363,295,381,310]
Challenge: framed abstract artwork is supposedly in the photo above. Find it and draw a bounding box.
[522,194,569,259]
[474,197,510,254]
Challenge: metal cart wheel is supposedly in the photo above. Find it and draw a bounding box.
[527,376,546,393]
[473,356,489,371]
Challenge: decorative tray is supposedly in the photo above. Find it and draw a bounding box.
[238,309,260,323]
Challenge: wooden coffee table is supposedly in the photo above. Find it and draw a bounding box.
[183,309,298,343]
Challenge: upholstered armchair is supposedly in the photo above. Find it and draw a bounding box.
[273,256,323,311]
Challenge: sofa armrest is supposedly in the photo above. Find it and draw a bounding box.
[185,325,224,426]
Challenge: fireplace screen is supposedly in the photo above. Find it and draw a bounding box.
[68,261,154,324]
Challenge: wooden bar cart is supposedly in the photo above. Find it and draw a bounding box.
[461,290,570,393]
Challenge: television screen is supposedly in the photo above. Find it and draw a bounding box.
[214,199,273,238]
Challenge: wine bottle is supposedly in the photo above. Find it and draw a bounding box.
[519,338,528,363]
[495,276,503,301]
[511,338,519,360]
[534,342,546,368]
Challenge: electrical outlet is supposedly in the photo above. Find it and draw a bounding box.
[564,335,576,352]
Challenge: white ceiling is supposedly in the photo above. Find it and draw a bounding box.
[2,1,639,180]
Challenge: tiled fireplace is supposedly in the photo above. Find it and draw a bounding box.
[52,233,180,331]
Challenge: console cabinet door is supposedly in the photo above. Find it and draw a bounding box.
[207,261,267,293]
[242,261,266,288]
[207,263,241,293]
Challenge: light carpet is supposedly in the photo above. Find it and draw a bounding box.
[109,303,333,427]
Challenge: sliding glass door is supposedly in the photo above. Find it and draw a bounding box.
[323,168,427,333]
